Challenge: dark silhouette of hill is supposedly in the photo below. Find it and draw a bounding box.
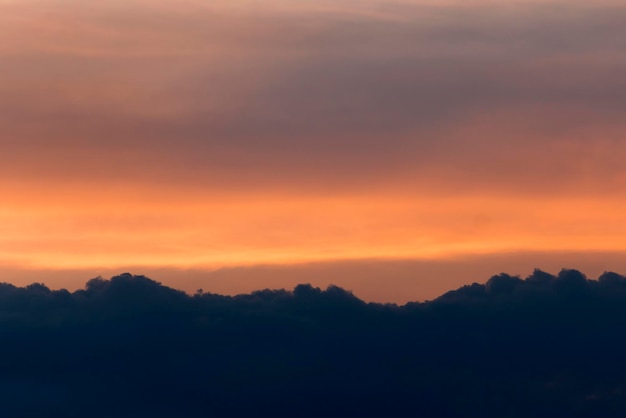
[2,269,626,417]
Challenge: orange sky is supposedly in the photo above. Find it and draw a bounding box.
[1,0,625,301]
[2,187,626,269]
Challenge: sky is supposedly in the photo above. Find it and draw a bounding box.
[1,0,625,302]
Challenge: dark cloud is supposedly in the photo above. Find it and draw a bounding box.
[2,270,626,416]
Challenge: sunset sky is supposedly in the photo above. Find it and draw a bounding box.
[1,0,625,302]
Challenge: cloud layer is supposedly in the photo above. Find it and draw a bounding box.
[1,270,626,416]
[2,0,625,192]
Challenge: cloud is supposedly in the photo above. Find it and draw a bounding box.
[1,270,626,416]
[1,0,625,194]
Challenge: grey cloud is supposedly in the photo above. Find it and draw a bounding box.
[1,0,625,193]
